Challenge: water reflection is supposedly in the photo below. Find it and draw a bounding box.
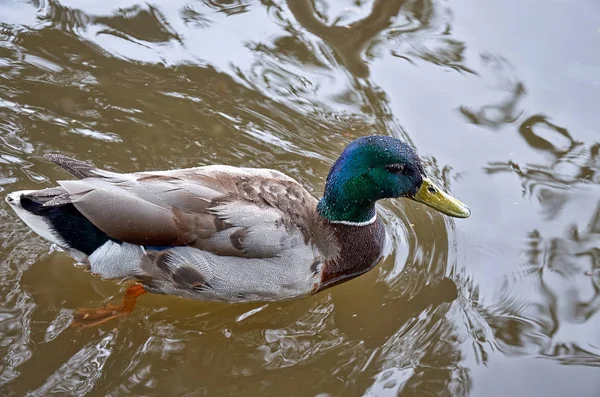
[480,199,600,362]
[0,211,44,387]
[460,54,525,129]
[486,115,598,218]
[29,332,116,395]
[286,0,409,78]
[365,278,470,396]
[95,5,182,44]
[472,84,600,363]
[460,82,525,129]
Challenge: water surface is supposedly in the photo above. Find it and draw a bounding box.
[0,0,599,396]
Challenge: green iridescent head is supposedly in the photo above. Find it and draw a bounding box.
[317,135,471,223]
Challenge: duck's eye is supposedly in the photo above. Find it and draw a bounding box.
[386,163,405,174]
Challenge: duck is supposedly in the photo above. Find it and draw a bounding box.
[5,135,470,327]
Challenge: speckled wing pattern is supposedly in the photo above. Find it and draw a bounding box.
[46,155,323,301]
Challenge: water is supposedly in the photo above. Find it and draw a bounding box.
[0,0,599,395]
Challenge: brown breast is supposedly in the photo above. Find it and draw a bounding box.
[315,217,386,291]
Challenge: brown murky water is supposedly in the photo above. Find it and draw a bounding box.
[0,0,599,395]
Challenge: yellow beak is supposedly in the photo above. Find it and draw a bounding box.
[410,177,471,218]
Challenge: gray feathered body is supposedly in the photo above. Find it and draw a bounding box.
[6,155,385,302]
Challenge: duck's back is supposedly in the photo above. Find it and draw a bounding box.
[7,155,327,302]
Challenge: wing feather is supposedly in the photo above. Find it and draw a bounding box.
[60,179,180,246]
[51,158,317,258]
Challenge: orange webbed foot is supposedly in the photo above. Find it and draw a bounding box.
[70,284,147,328]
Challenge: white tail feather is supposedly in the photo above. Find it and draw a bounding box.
[5,190,65,246]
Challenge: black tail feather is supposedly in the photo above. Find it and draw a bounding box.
[20,194,108,255]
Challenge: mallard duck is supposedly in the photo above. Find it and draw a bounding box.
[6,135,470,327]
